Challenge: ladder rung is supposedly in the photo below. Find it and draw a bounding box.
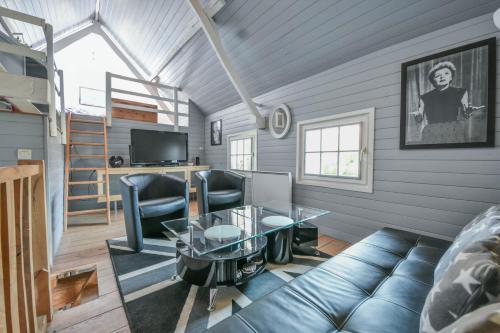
[67,194,106,200]
[70,142,105,146]
[67,208,108,216]
[70,167,105,171]
[68,180,105,185]
[70,154,106,159]
[71,119,104,124]
[71,130,104,135]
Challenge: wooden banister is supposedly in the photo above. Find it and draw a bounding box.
[0,160,53,333]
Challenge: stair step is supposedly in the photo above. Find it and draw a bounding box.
[67,194,106,201]
[67,208,108,216]
[70,167,105,171]
[70,154,106,159]
[70,142,105,146]
[68,180,105,185]
[71,130,105,135]
[71,119,104,124]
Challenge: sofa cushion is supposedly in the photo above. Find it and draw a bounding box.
[435,205,500,283]
[206,227,450,333]
[138,196,185,218]
[207,189,241,206]
[420,239,500,333]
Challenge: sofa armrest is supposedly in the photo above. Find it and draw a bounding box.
[120,175,143,252]
[195,171,209,214]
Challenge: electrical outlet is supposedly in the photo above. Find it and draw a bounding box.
[17,149,32,160]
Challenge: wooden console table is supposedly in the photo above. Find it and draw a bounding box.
[96,165,209,203]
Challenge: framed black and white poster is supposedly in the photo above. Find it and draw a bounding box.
[400,38,496,149]
[211,120,222,145]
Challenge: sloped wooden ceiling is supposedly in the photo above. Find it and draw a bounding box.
[0,0,94,46]
[161,0,500,114]
[2,0,500,114]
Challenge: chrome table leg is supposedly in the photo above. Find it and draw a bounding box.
[207,287,218,312]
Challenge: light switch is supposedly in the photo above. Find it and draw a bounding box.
[17,149,32,160]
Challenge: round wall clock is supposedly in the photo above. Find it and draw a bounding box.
[269,104,291,139]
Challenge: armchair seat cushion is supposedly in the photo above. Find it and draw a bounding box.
[139,196,186,218]
[207,190,242,206]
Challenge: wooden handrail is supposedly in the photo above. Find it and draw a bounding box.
[0,160,53,332]
[0,165,40,183]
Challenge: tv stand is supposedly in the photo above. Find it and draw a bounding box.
[95,164,210,204]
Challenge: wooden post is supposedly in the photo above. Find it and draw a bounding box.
[14,178,30,332]
[1,181,21,332]
[18,160,53,322]
[0,183,7,332]
[22,177,37,333]
[105,72,112,126]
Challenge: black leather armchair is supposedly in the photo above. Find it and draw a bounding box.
[120,173,189,252]
[194,170,245,214]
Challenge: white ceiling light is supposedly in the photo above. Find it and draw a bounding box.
[494,8,500,29]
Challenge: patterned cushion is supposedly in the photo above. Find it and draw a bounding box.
[434,205,500,283]
[420,238,500,332]
[438,303,500,333]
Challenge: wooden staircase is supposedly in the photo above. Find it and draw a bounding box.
[64,112,111,229]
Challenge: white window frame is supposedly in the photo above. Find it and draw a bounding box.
[227,130,258,172]
[296,107,375,193]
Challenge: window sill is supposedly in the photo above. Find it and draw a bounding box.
[296,178,373,193]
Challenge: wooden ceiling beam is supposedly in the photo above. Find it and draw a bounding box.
[186,0,265,128]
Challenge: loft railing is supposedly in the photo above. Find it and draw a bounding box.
[0,160,53,332]
[105,72,188,130]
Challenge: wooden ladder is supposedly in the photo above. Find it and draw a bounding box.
[63,112,111,230]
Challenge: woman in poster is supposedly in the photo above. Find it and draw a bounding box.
[411,61,485,143]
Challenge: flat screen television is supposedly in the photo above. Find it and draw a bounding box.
[130,129,188,166]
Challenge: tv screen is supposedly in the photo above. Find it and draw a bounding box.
[130,129,188,165]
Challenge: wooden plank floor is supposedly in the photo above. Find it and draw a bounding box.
[48,202,349,333]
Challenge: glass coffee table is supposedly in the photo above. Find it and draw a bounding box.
[161,202,329,311]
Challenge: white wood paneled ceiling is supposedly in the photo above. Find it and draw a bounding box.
[0,0,94,46]
[2,0,500,114]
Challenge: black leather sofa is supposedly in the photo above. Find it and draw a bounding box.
[120,173,189,252]
[206,227,451,333]
[194,170,245,214]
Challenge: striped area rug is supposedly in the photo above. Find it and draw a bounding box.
[107,234,330,333]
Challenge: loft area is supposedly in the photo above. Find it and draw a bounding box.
[1,1,500,333]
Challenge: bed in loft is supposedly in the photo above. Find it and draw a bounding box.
[0,6,65,142]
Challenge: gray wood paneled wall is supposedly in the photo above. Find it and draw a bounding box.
[0,112,64,264]
[0,113,45,166]
[204,13,500,243]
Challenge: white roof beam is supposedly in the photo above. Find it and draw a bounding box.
[34,21,97,52]
[0,16,13,37]
[0,6,45,27]
[149,0,226,81]
[186,0,265,128]
[94,0,101,22]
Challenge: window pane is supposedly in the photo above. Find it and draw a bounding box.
[304,153,320,174]
[339,124,360,151]
[321,127,338,151]
[178,115,189,127]
[244,155,252,170]
[231,140,237,155]
[244,138,252,155]
[231,156,236,169]
[339,152,359,177]
[237,155,244,170]
[305,129,320,152]
[237,140,244,156]
[321,152,338,176]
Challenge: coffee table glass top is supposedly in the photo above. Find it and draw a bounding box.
[161,202,329,255]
